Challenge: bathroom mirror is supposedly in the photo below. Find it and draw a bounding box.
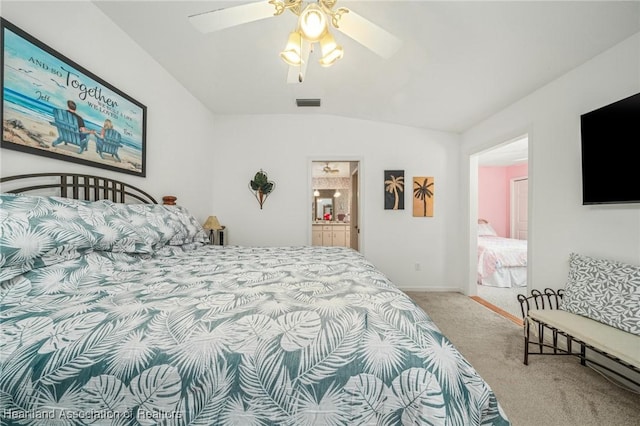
[315,191,334,220]
[321,200,333,219]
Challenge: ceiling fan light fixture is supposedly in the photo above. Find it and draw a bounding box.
[319,32,343,67]
[189,0,402,83]
[280,31,303,66]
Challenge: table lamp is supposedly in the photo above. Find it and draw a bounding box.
[203,216,222,244]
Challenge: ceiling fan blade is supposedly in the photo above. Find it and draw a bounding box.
[287,39,311,84]
[334,10,402,59]
[189,1,276,33]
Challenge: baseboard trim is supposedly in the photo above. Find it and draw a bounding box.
[400,287,463,293]
[470,296,523,326]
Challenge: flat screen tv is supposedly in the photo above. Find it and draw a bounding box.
[580,92,640,205]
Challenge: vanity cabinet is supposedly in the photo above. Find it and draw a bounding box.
[312,227,324,246]
[313,224,350,247]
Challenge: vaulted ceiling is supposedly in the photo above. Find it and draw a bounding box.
[95,1,640,133]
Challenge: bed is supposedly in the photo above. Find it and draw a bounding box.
[1,173,510,425]
[477,220,527,288]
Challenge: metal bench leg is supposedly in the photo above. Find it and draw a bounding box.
[524,323,530,365]
[538,323,544,354]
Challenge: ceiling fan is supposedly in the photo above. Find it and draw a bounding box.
[188,0,402,83]
[323,162,340,173]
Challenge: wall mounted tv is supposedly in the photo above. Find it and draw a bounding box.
[580,92,640,205]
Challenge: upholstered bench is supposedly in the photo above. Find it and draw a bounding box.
[518,253,640,387]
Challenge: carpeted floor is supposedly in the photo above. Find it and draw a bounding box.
[405,291,640,426]
[476,284,525,319]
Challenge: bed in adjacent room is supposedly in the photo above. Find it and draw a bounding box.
[477,220,527,288]
[0,173,509,425]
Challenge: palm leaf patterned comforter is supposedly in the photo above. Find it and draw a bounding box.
[0,194,509,425]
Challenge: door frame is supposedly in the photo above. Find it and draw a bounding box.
[308,156,364,254]
[350,166,359,251]
[466,131,532,296]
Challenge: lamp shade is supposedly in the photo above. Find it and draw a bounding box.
[280,31,303,66]
[319,32,343,67]
[203,216,222,230]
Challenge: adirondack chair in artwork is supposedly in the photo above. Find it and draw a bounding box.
[50,108,89,153]
[96,128,123,162]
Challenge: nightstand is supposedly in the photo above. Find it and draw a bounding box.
[203,216,227,245]
[209,226,227,246]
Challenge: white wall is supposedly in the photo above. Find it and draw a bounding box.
[211,114,462,290]
[462,32,640,291]
[0,1,216,222]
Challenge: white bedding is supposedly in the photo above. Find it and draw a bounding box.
[477,236,527,288]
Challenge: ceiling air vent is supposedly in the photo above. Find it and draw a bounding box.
[296,98,321,107]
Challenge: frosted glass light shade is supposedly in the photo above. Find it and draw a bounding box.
[319,32,343,67]
[299,4,327,42]
[280,31,303,66]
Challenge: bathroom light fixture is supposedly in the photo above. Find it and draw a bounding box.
[334,190,341,197]
[314,189,320,196]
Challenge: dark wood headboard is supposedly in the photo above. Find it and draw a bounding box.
[0,173,157,204]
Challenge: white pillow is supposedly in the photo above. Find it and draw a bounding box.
[478,223,497,237]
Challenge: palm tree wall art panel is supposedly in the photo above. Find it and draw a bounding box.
[413,176,434,217]
[384,170,405,210]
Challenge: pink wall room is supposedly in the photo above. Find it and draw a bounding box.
[478,164,528,237]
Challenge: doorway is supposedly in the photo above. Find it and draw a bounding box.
[310,160,361,251]
[472,135,529,318]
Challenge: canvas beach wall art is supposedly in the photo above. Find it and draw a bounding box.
[413,176,434,217]
[1,18,147,176]
[384,170,405,210]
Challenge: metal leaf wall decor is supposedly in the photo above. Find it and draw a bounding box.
[249,169,276,209]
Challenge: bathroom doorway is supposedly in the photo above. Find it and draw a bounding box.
[310,160,361,251]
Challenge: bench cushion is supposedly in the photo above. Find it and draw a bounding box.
[560,253,640,336]
[529,309,640,368]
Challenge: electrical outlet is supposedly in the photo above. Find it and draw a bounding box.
[414,263,421,271]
